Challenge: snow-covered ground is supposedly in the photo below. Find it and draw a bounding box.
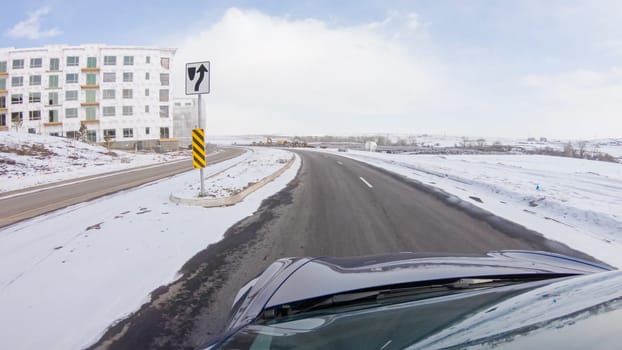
[0,147,300,350]
[175,148,292,199]
[321,149,622,268]
[0,132,189,193]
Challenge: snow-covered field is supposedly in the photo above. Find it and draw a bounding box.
[0,147,300,350]
[322,149,622,268]
[0,132,189,193]
[175,148,292,199]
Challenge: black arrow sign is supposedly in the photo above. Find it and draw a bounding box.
[194,64,208,92]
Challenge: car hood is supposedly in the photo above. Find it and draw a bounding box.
[223,250,608,334]
[265,250,608,308]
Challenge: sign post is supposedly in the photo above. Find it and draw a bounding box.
[186,61,210,197]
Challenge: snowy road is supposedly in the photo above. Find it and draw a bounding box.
[95,150,596,349]
[0,148,243,228]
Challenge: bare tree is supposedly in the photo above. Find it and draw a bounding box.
[577,141,588,158]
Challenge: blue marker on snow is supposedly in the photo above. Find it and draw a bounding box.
[536,184,540,191]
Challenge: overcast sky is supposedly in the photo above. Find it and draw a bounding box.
[2,1,622,138]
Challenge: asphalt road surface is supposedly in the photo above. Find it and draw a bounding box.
[92,150,597,350]
[0,148,243,228]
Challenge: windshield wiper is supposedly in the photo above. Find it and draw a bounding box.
[260,274,573,320]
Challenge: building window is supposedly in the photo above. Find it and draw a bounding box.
[87,57,97,68]
[159,105,169,118]
[49,75,59,88]
[0,61,6,73]
[0,96,5,108]
[123,72,133,82]
[145,88,149,96]
[28,128,36,134]
[65,90,78,101]
[146,56,151,64]
[11,76,24,87]
[160,73,169,86]
[30,58,43,68]
[12,112,23,123]
[103,106,116,117]
[11,94,23,104]
[145,105,150,113]
[122,106,133,116]
[122,89,133,99]
[49,58,60,71]
[65,108,78,118]
[145,127,150,135]
[123,56,134,65]
[0,78,5,90]
[102,89,115,99]
[85,90,96,103]
[67,56,79,66]
[48,109,59,122]
[86,130,97,142]
[29,92,41,103]
[65,73,78,84]
[160,127,169,139]
[29,110,41,121]
[160,58,169,69]
[85,107,97,120]
[145,72,150,80]
[86,73,97,85]
[12,59,24,69]
[104,56,116,65]
[29,75,42,86]
[103,129,116,139]
[123,128,133,138]
[159,89,169,102]
[103,72,116,82]
[48,92,59,105]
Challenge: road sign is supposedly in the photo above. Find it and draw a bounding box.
[186,61,210,95]
[192,128,206,168]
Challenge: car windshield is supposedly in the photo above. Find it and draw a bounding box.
[0,2,621,350]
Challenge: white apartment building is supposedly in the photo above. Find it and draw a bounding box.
[172,97,198,148]
[0,44,176,148]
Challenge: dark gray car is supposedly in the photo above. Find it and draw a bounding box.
[201,250,620,349]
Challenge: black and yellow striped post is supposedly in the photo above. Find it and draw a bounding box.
[192,128,206,168]
[192,128,206,197]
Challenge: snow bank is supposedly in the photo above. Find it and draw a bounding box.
[0,148,300,350]
[324,150,622,268]
[0,132,188,193]
[175,147,291,199]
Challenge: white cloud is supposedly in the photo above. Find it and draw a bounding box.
[5,6,61,40]
[172,8,449,135]
[520,68,622,138]
[168,7,622,138]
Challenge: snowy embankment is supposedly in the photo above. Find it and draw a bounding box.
[0,147,300,350]
[324,149,622,268]
[0,132,188,193]
[175,148,291,199]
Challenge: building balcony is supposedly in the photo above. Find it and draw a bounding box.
[0,90,7,95]
[0,107,7,113]
[0,126,8,131]
[44,121,63,127]
[81,67,100,73]
[80,84,100,89]
[81,119,100,124]
[0,72,8,77]
[81,101,99,107]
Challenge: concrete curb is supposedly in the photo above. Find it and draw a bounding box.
[170,153,296,207]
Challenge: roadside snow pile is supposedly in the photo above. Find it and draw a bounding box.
[176,147,292,199]
[0,132,188,192]
[327,150,622,268]
[0,149,300,350]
